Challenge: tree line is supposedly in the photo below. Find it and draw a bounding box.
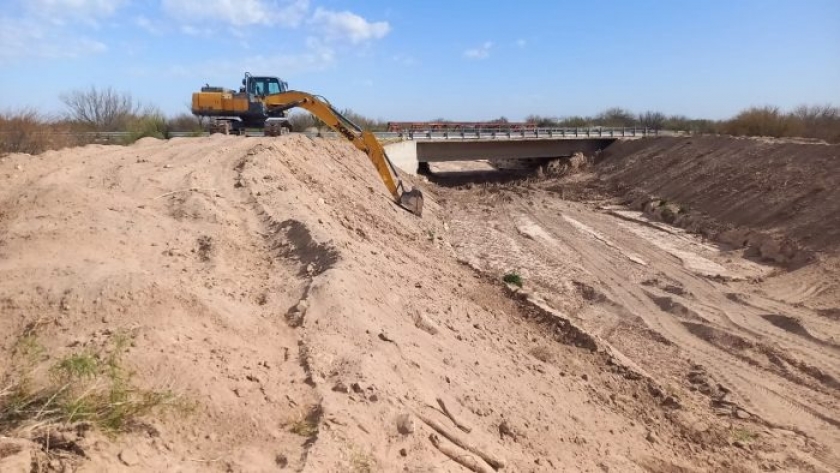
[524,105,840,142]
[1,86,838,155]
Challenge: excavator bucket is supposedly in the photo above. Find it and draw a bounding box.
[399,188,424,216]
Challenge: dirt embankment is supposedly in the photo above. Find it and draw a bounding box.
[596,137,840,264]
[2,135,782,472]
[2,135,839,472]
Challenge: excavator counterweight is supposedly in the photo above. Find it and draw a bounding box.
[191,73,423,216]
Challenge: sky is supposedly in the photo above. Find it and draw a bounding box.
[0,0,838,121]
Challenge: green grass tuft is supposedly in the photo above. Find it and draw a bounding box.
[503,272,523,288]
[0,331,187,436]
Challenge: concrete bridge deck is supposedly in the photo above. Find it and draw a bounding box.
[386,136,629,175]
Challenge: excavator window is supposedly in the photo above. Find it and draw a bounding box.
[267,80,282,95]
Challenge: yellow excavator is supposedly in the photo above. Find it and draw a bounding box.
[191,72,423,216]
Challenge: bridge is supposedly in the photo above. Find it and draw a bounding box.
[382,127,661,175]
[44,126,662,142]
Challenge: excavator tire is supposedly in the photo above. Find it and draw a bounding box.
[210,121,231,135]
[265,122,291,137]
[265,122,279,137]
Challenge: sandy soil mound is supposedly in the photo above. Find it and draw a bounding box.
[596,137,840,264]
[1,135,838,472]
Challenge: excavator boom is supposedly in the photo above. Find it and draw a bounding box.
[268,91,423,216]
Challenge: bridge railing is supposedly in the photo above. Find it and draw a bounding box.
[392,127,662,140]
[1,127,682,144]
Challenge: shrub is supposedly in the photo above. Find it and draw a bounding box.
[503,272,523,287]
[167,113,203,133]
[557,116,591,128]
[126,108,170,142]
[722,106,792,138]
[0,109,86,155]
[594,107,637,127]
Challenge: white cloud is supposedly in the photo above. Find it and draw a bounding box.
[309,7,390,44]
[464,41,493,59]
[180,25,213,37]
[0,16,106,62]
[162,0,309,27]
[135,16,162,35]
[392,53,417,66]
[160,35,335,80]
[516,38,527,48]
[25,0,126,23]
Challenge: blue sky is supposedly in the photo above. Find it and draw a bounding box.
[1,0,838,121]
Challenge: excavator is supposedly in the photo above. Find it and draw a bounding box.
[191,72,424,216]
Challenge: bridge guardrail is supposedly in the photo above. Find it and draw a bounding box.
[390,127,662,140]
[1,128,686,143]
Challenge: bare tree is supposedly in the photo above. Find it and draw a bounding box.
[637,111,666,130]
[60,86,140,131]
[288,111,323,132]
[525,114,559,127]
[557,115,590,127]
[167,113,202,132]
[594,107,636,127]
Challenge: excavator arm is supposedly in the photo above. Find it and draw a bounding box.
[263,91,424,216]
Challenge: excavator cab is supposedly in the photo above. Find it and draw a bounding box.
[243,73,288,97]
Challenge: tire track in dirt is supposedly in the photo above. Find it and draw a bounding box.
[539,209,826,441]
[552,208,840,441]
[528,208,778,417]
[665,291,840,390]
[451,195,840,450]
[570,207,840,394]
[726,291,840,347]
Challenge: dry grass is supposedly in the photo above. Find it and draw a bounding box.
[345,444,377,473]
[731,428,758,443]
[288,418,319,437]
[287,404,322,438]
[721,105,840,143]
[0,110,88,155]
[0,331,187,437]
